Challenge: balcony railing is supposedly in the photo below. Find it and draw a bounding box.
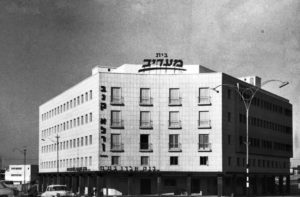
[198,143,212,152]
[168,121,182,129]
[139,98,153,106]
[139,143,153,152]
[110,120,124,129]
[198,96,211,105]
[110,96,124,105]
[198,120,211,129]
[111,143,124,152]
[169,97,182,106]
[140,121,153,129]
[169,143,182,152]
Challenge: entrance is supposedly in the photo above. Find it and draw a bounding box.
[140,179,151,194]
[191,179,201,193]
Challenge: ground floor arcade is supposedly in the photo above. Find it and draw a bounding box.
[39,171,290,196]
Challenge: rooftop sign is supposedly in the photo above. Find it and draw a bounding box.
[139,53,185,72]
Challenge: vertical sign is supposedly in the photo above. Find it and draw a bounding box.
[100,86,108,157]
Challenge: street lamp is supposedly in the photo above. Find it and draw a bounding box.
[42,134,60,184]
[210,79,289,196]
[13,147,27,184]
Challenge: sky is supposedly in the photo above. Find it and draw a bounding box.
[0,0,299,167]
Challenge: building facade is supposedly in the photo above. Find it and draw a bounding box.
[39,64,292,196]
[5,165,38,184]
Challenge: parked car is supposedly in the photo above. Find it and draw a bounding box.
[0,181,18,197]
[41,185,74,197]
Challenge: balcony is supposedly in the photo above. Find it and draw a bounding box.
[110,97,124,106]
[169,143,182,152]
[140,121,153,129]
[139,98,153,106]
[168,121,182,129]
[198,120,211,129]
[198,96,211,105]
[198,143,212,152]
[169,97,182,106]
[139,143,153,152]
[110,120,124,129]
[111,143,124,152]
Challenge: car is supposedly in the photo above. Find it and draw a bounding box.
[41,185,74,197]
[0,181,18,197]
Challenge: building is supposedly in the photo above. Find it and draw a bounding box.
[39,63,292,196]
[5,165,38,184]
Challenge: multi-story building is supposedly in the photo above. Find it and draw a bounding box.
[5,165,38,184]
[39,64,292,196]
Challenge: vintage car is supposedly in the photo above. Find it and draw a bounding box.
[0,181,18,197]
[41,185,74,197]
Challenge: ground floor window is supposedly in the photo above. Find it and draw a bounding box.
[170,156,178,165]
[141,156,149,166]
[111,156,120,165]
[200,156,208,165]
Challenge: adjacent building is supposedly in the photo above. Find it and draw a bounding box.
[5,165,38,184]
[39,64,293,196]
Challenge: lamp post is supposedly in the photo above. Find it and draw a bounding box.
[42,134,60,184]
[210,80,288,196]
[13,147,27,184]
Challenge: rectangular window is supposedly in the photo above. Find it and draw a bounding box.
[198,111,211,128]
[111,156,119,165]
[111,134,123,151]
[85,114,88,123]
[85,136,88,145]
[111,87,123,105]
[89,90,93,100]
[77,138,80,147]
[89,113,92,122]
[198,88,211,105]
[140,134,151,151]
[89,135,92,145]
[200,156,208,165]
[140,88,152,105]
[89,156,92,166]
[169,134,181,151]
[141,156,149,166]
[198,134,210,151]
[169,111,181,129]
[140,111,152,129]
[111,111,124,128]
[81,94,84,103]
[227,89,231,99]
[169,88,181,105]
[170,156,178,165]
[70,140,73,148]
[81,137,84,146]
[227,112,231,122]
[85,92,88,101]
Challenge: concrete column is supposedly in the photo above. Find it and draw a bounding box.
[217,175,223,197]
[157,176,161,196]
[127,176,132,195]
[71,175,77,194]
[286,175,290,194]
[96,174,103,197]
[78,175,84,195]
[186,175,191,196]
[279,175,283,195]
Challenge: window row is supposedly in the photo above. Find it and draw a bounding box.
[41,156,92,169]
[110,87,211,106]
[239,114,292,135]
[41,90,93,121]
[229,156,289,169]
[111,156,209,166]
[110,111,211,130]
[109,134,212,152]
[239,136,292,152]
[42,135,93,153]
[41,113,93,138]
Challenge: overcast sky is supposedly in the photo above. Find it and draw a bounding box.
[0,0,299,167]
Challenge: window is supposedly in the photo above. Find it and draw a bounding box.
[111,87,123,105]
[111,134,123,152]
[198,88,211,105]
[89,90,93,100]
[140,88,153,105]
[85,92,88,101]
[85,114,88,124]
[81,94,84,103]
[170,156,178,165]
[85,136,88,145]
[140,134,152,151]
[89,156,92,166]
[200,156,208,165]
[198,134,211,151]
[81,137,84,146]
[111,111,124,128]
[227,112,231,122]
[198,111,211,128]
[89,135,92,145]
[89,113,92,122]
[140,111,152,129]
[111,156,119,165]
[169,88,181,106]
[141,156,149,166]
[169,134,181,151]
[169,111,181,129]
[227,89,231,99]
